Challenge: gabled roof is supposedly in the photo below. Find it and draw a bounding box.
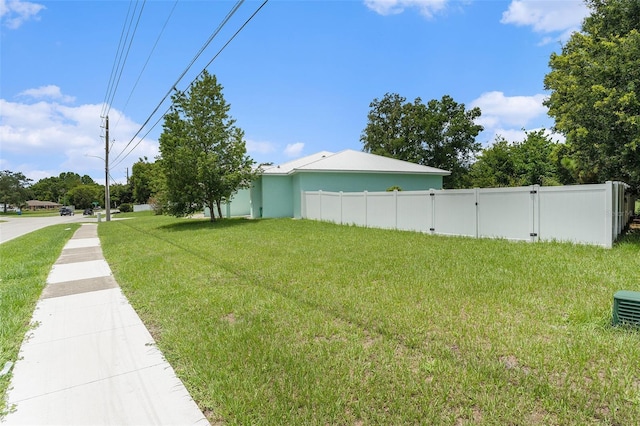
[262,151,335,175]
[263,149,450,176]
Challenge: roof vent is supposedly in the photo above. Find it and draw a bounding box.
[612,290,640,326]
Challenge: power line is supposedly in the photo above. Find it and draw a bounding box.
[109,0,248,167]
[111,0,269,170]
[101,0,136,120]
[101,0,146,124]
[114,0,179,130]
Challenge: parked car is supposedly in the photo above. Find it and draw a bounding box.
[83,208,93,215]
[60,207,74,216]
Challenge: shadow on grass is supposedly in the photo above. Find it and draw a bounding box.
[158,217,262,232]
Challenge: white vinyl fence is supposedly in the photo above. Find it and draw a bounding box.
[301,181,636,248]
[133,204,153,212]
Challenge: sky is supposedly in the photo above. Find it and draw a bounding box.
[0,0,590,185]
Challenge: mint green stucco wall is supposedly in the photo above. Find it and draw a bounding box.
[249,177,263,218]
[261,175,295,218]
[292,172,444,218]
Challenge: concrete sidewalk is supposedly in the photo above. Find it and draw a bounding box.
[2,224,209,425]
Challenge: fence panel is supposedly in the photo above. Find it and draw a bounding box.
[304,191,322,221]
[396,191,431,232]
[321,192,342,224]
[433,190,477,237]
[366,192,396,229]
[477,186,536,242]
[342,192,367,226]
[538,184,611,247]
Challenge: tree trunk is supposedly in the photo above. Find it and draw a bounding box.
[208,200,216,222]
[216,199,223,219]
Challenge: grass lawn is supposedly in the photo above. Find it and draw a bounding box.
[0,224,80,416]
[99,216,640,425]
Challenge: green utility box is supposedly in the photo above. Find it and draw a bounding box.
[612,290,640,326]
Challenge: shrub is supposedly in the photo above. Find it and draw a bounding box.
[119,203,132,213]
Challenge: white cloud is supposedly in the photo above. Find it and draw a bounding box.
[245,138,276,155]
[0,0,45,29]
[470,91,557,144]
[501,0,589,43]
[284,142,304,158]
[0,95,157,184]
[18,85,76,103]
[364,0,448,18]
[471,91,547,129]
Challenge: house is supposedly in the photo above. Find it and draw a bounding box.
[249,149,450,219]
[25,200,63,211]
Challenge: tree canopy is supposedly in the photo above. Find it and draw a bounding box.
[0,170,32,212]
[131,157,163,204]
[68,184,104,209]
[544,0,640,194]
[468,130,573,188]
[361,93,483,188]
[29,172,96,204]
[158,71,256,221]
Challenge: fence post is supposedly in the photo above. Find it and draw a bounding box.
[394,190,398,230]
[364,191,368,227]
[340,191,343,225]
[531,185,540,242]
[429,190,436,234]
[605,181,613,248]
[474,188,479,239]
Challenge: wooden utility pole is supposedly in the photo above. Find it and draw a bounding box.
[105,116,111,222]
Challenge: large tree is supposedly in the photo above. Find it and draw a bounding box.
[544,0,640,194]
[109,182,133,207]
[0,170,32,212]
[68,184,104,209]
[158,71,256,221]
[468,130,570,188]
[131,157,162,204]
[29,172,91,203]
[361,93,483,188]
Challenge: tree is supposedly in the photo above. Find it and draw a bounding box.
[131,157,162,204]
[468,130,566,188]
[544,0,640,194]
[158,71,257,221]
[109,183,133,207]
[29,172,87,204]
[468,137,517,188]
[68,184,103,209]
[361,93,483,188]
[0,170,32,212]
[511,130,561,186]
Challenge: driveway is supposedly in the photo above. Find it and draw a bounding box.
[0,214,98,244]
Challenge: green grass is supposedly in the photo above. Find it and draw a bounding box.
[0,224,80,415]
[99,216,640,425]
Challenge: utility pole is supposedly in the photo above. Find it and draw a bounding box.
[105,116,111,222]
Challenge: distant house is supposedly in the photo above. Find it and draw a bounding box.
[249,149,450,219]
[25,200,63,211]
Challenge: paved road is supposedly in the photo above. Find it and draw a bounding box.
[0,214,98,244]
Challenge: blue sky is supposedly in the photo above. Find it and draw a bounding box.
[1,0,590,184]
